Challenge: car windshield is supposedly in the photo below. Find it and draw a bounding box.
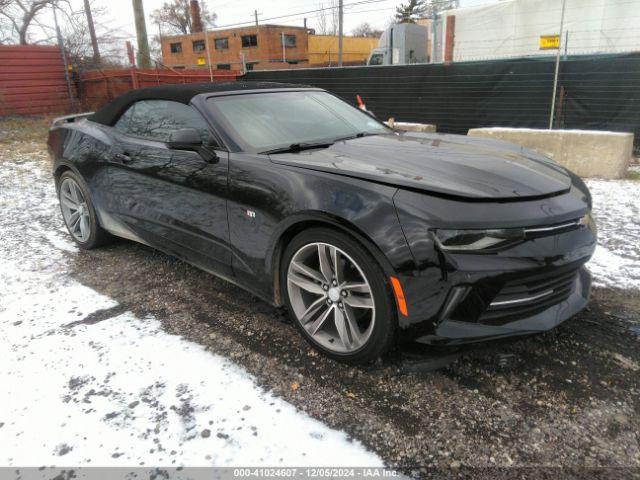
[206,90,390,153]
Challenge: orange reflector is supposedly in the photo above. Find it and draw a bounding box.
[390,276,408,317]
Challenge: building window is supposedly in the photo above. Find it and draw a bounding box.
[214,37,228,50]
[245,62,259,71]
[170,42,182,53]
[282,34,296,48]
[192,40,206,52]
[216,63,231,70]
[241,34,258,48]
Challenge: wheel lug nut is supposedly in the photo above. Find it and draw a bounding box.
[341,290,347,297]
[327,299,332,305]
[338,302,343,309]
[332,280,337,286]
[323,284,328,290]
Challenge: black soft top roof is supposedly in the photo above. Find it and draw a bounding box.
[89,81,310,126]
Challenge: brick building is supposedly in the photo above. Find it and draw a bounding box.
[161,25,310,71]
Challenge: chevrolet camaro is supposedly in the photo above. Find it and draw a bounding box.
[47,82,597,363]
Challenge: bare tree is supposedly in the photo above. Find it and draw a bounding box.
[148,34,162,62]
[351,22,383,38]
[55,0,131,69]
[0,0,129,69]
[316,2,328,35]
[0,0,57,44]
[0,0,15,43]
[150,0,216,35]
[315,1,339,35]
[329,0,339,36]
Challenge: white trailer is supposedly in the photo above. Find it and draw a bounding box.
[367,23,429,66]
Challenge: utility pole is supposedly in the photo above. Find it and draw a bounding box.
[254,9,259,26]
[240,51,247,74]
[132,0,151,68]
[205,29,213,81]
[431,10,437,63]
[126,41,139,88]
[337,0,343,66]
[281,32,286,63]
[549,0,567,129]
[83,0,100,65]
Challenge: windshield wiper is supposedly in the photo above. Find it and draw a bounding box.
[260,141,335,155]
[259,132,382,155]
[333,131,379,142]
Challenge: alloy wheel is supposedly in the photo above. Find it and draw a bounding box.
[59,177,91,243]
[286,242,376,353]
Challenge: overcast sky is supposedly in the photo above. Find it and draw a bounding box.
[77,0,491,53]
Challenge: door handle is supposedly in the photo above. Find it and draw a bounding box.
[114,152,132,163]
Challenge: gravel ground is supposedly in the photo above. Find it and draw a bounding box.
[1,118,639,477]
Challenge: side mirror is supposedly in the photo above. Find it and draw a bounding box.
[167,128,202,151]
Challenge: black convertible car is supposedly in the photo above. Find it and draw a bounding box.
[48,82,597,363]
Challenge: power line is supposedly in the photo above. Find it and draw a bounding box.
[211,0,392,30]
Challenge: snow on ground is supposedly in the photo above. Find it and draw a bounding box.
[0,150,638,467]
[0,156,383,467]
[586,178,640,290]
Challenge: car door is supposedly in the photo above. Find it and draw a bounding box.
[105,99,232,276]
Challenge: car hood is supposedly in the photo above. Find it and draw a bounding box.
[269,133,572,200]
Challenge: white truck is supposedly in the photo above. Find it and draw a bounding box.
[367,23,429,66]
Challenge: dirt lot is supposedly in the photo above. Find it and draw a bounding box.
[1,118,639,477]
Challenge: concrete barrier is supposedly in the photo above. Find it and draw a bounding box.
[468,127,633,179]
[386,120,437,133]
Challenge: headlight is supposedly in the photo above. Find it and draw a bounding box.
[433,228,525,252]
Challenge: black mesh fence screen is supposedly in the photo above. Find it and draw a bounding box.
[244,53,640,153]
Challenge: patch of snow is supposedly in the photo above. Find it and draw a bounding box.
[0,158,383,467]
[43,229,79,253]
[586,178,640,290]
[1,266,381,466]
[476,127,632,136]
[588,246,640,290]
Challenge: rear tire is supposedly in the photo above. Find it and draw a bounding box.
[281,227,396,364]
[57,170,112,249]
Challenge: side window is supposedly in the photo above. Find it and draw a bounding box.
[114,104,135,132]
[369,53,383,66]
[116,100,216,146]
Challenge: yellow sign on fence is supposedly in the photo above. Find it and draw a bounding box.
[197,57,206,65]
[540,35,560,50]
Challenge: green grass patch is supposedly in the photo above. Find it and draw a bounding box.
[0,116,52,164]
[0,116,52,145]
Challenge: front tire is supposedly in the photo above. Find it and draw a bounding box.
[57,171,112,249]
[281,227,396,364]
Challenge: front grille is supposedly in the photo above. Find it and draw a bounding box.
[448,261,584,326]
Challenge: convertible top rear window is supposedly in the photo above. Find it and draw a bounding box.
[206,91,389,153]
[114,99,213,143]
